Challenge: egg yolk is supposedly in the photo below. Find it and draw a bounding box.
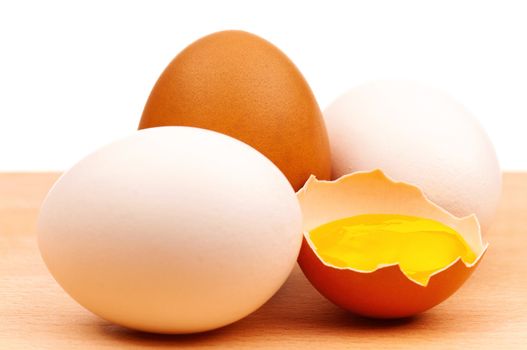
[309,214,477,285]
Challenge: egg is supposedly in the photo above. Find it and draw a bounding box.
[139,30,331,191]
[297,170,487,318]
[37,126,303,334]
[323,81,501,230]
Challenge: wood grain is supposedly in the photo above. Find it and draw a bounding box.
[1,173,526,349]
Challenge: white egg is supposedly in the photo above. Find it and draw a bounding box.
[324,81,501,231]
[37,126,302,334]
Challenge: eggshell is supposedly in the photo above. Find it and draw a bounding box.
[37,127,303,334]
[297,170,487,318]
[139,30,331,191]
[324,81,501,230]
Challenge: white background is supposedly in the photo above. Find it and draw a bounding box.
[1,0,526,171]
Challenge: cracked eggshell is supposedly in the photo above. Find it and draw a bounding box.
[297,170,487,319]
[139,30,331,191]
[38,126,303,334]
[323,81,501,231]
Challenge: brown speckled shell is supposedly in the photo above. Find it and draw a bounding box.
[139,30,331,190]
[298,237,485,318]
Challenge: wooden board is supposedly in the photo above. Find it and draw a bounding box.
[1,173,526,349]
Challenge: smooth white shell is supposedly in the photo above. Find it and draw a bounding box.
[324,81,501,231]
[37,126,303,334]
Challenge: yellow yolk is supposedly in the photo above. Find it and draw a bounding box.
[309,214,478,285]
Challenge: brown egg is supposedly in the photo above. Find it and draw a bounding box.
[139,30,331,190]
[296,170,487,318]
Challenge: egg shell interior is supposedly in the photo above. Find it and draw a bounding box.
[296,170,488,318]
[298,169,487,272]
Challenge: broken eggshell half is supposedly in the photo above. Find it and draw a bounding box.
[297,169,488,318]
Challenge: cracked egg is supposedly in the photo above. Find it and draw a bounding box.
[297,170,487,318]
